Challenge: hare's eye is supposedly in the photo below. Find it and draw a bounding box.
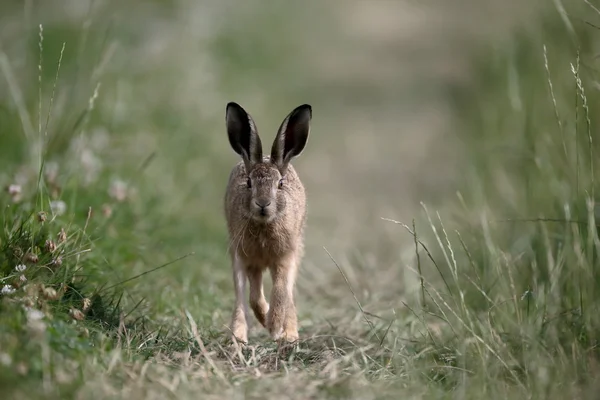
[246,178,252,188]
[278,179,284,189]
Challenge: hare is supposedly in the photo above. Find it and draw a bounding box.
[224,102,311,344]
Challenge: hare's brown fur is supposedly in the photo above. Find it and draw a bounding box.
[226,159,306,262]
[223,102,311,343]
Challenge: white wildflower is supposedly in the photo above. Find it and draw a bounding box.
[7,184,21,196]
[50,200,67,216]
[7,184,22,202]
[26,307,45,322]
[19,275,27,283]
[80,149,102,181]
[15,264,26,272]
[1,285,16,295]
[44,161,59,183]
[25,307,46,334]
[0,353,11,366]
[90,127,110,151]
[68,136,103,185]
[109,178,128,202]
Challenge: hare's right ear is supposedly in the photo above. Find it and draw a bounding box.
[226,102,263,171]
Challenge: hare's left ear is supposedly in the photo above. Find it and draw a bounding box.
[270,104,311,174]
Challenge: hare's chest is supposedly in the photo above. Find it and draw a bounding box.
[239,225,292,266]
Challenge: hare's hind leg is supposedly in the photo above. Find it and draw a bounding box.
[230,254,249,343]
[247,267,269,328]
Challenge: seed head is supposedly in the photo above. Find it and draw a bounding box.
[42,287,60,300]
[22,297,35,308]
[16,362,28,375]
[57,228,67,243]
[102,203,113,218]
[25,253,39,263]
[82,298,92,312]
[79,327,90,338]
[12,247,24,259]
[45,239,57,253]
[69,308,85,321]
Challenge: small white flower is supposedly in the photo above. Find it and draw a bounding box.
[44,161,59,183]
[7,184,22,202]
[15,264,26,272]
[0,352,11,366]
[19,275,27,283]
[80,149,102,185]
[7,184,21,196]
[25,307,46,334]
[1,285,16,295]
[50,200,67,216]
[109,178,128,202]
[26,307,45,322]
[90,127,110,151]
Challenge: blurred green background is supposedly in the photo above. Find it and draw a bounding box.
[1,0,600,398]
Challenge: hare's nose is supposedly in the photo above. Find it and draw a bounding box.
[255,200,271,209]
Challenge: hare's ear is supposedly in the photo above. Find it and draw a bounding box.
[226,102,263,171]
[270,104,311,173]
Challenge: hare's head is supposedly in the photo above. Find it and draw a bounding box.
[226,102,311,223]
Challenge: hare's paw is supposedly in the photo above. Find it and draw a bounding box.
[266,308,285,340]
[282,303,299,342]
[231,331,247,345]
[267,310,298,342]
[281,328,299,343]
[231,332,247,345]
[231,317,248,344]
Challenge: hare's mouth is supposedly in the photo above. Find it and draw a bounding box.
[252,211,275,223]
[250,211,276,224]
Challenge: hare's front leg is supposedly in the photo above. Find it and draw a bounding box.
[248,267,269,327]
[267,254,299,342]
[230,254,249,343]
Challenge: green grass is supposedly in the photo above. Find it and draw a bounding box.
[2,0,600,399]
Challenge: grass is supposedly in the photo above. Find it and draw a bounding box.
[1,0,600,399]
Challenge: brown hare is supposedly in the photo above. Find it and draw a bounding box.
[224,102,311,344]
